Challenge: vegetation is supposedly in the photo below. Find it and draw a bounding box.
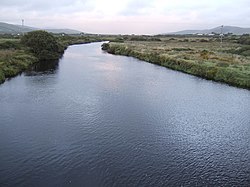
[1,32,250,89]
[102,37,250,89]
[21,30,65,60]
[0,39,21,50]
[0,48,37,83]
[0,32,111,84]
[238,34,250,45]
[224,35,250,57]
[57,34,103,46]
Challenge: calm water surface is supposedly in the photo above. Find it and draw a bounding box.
[0,43,250,187]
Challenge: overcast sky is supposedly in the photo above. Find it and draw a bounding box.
[1,0,250,34]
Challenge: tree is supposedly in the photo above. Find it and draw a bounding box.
[21,30,64,60]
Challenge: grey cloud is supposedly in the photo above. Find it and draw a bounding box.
[0,0,93,12]
[0,0,249,34]
[119,0,154,16]
[1,0,72,8]
[0,0,94,27]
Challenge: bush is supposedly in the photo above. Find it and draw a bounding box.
[200,50,209,59]
[21,30,64,60]
[238,34,250,45]
[101,43,110,51]
[0,69,5,83]
[172,48,192,51]
[200,39,209,42]
[0,41,21,50]
[226,46,250,56]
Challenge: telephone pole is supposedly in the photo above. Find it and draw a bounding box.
[220,25,223,47]
[21,19,24,35]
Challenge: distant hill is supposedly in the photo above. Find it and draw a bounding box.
[44,29,83,34]
[0,22,35,34]
[0,22,83,34]
[168,26,250,35]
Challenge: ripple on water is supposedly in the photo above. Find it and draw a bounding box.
[0,43,250,187]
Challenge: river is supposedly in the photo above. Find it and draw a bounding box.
[0,42,249,186]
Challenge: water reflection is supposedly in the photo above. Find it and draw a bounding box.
[25,59,60,76]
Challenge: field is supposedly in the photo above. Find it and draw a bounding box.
[103,36,250,89]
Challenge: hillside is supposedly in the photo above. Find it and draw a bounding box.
[0,22,83,34]
[169,26,250,35]
[45,29,83,34]
[0,22,35,34]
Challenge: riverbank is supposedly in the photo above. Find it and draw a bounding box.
[102,40,250,89]
[0,35,104,84]
[0,38,37,84]
[0,49,37,84]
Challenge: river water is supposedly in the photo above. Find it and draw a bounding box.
[0,43,249,186]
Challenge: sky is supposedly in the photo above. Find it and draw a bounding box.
[0,0,250,34]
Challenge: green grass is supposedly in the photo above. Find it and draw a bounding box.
[0,37,42,83]
[102,39,250,89]
[0,49,38,83]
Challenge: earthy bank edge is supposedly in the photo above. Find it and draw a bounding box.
[0,34,103,84]
[102,42,250,89]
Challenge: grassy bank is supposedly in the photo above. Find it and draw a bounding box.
[0,38,38,83]
[0,33,106,84]
[102,39,250,89]
[0,50,37,84]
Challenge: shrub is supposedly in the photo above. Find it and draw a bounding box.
[101,43,110,51]
[200,39,209,42]
[172,48,192,51]
[0,69,5,83]
[226,46,250,56]
[238,34,250,45]
[0,41,21,50]
[21,30,64,60]
[200,50,209,59]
